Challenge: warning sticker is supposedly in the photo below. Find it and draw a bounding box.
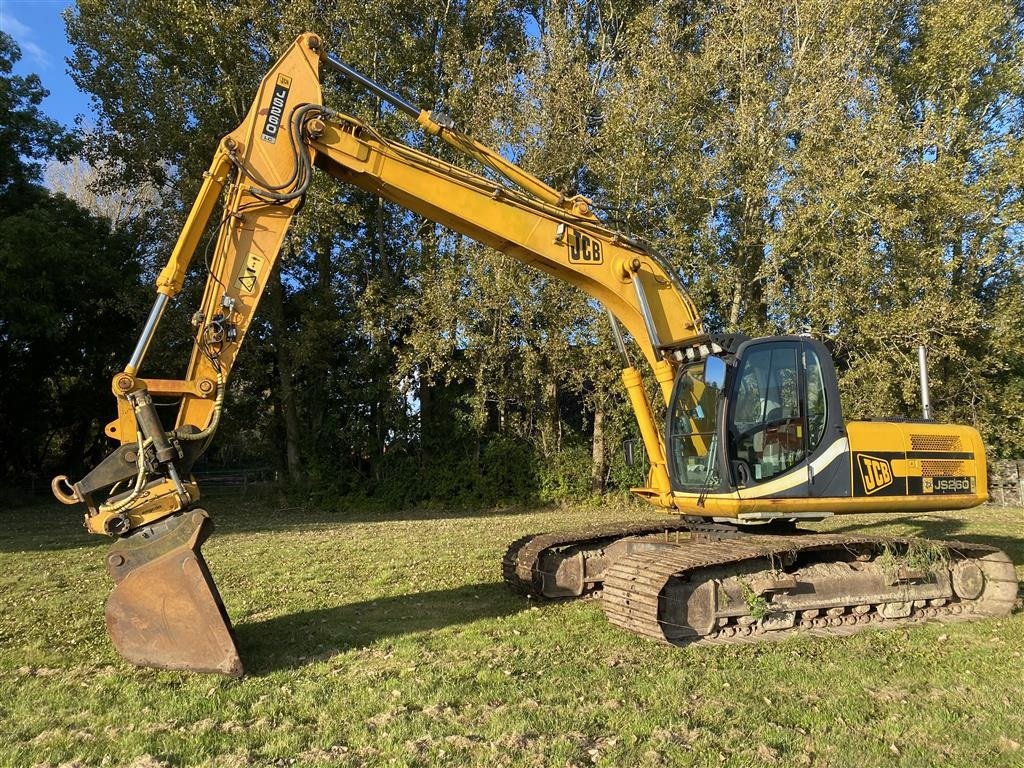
[237,251,264,293]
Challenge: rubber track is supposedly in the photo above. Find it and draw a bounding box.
[601,533,1019,647]
[501,519,694,597]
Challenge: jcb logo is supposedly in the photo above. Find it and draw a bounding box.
[857,454,893,495]
[566,228,603,264]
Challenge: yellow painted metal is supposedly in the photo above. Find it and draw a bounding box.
[846,419,986,503]
[416,110,573,210]
[89,32,700,532]
[672,418,988,519]
[139,378,217,397]
[620,366,672,503]
[307,112,704,499]
[104,375,216,443]
[85,32,998,537]
[652,358,676,406]
[311,116,703,371]
[106,398,136,443]
[669,490,984,519]
[844,420,905,453]
[85,478,201,535]
[59,32,1006,681]
[967,427,988,500]
[173,33,323,434]
[152,148,234,300]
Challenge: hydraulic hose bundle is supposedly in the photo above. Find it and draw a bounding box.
[227,103,335,203]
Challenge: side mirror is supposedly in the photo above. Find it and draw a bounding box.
[622,439,640,467]
[703,355,727,390]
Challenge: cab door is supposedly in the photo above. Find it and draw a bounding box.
[726,337,845,498]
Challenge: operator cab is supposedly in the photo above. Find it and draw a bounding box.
[666,336,846,499]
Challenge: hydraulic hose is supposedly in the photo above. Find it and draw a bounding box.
[229,103,329,203]
[98,426,153,517]
[96,364,224,524]
[175,369,225,442]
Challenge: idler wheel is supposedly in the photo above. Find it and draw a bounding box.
[951,561,984,600]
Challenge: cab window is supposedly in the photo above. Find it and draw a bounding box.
[805,347,827,451]
[729,344,805,483]
[667,362,721,491]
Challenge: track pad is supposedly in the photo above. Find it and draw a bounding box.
[105,509,243,677]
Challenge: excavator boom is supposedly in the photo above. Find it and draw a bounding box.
[52,33,700,675]
[51,34,1016,676]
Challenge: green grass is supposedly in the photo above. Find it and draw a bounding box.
[2,494,1022,767]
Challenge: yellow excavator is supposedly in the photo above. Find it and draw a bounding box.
[51,34,1018,676]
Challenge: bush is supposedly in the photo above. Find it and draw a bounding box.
[537,444,593,503]
[476,435,539,503]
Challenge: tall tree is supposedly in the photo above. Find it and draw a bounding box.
[58,0,1024,500]
[0,33,148,481]
[0,32,71,194]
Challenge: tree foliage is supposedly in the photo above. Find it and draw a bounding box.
[5,1,1021,497]
[0,32,74,193]
[0,33,148,482]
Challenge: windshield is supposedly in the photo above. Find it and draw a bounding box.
[667,361,722,491]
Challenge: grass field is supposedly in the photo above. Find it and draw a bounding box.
[2,494,1022,768]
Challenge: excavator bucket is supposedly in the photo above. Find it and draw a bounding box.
[104,509,243,677]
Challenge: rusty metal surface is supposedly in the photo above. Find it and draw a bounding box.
[600,533,1019,646]
[105,509,243,677]
[503,524,1017,645]
[501,519,693,597]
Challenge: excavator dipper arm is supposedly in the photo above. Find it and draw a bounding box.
[50,32,1019,675]
[51,33,707,675]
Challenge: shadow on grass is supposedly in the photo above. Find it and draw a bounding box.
[210,498,546,535]
[234,581,523,675]
[0,506,103,553]
[825,514,1024,567]
[0,494,559,553]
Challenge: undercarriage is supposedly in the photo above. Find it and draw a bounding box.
[503,520,1018,646]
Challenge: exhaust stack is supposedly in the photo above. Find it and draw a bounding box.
[918,345,932,420]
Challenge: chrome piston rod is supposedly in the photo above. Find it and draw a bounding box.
[126,293,170,375]
[631,271,663,357]
[321,54,420,118]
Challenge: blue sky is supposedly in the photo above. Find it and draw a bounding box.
[1,0,94,128]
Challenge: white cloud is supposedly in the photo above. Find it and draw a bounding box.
[1,12,31,37]
[20,38,48,66]
[0,11,51,68]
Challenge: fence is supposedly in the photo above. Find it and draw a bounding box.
[6,466,277,501]
[988,460,1024,507]
[6,462,1022,505]
[193,466,276,492]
